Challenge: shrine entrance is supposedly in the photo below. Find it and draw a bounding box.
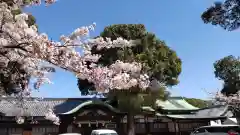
[58,100,124,135]
[73,122,113,135]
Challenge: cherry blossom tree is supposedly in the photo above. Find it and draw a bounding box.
[77,24,181,135]
[214,91,240,124]
[0,0,154,127]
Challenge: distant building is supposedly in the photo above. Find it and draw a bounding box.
[0,97,233,135]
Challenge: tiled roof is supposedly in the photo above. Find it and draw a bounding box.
[0,97,102,116]
[161,105,233,119]
[0,97,232,120]
[156,97,199,110]
[61,100,122,115]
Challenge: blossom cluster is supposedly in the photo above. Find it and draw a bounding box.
[77,60,150,92]
[45,108,60,125]
[215,91,240,109]
[0,1,149,92]
[0,0,153,125]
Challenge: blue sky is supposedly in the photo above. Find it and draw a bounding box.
[26,0,240,99]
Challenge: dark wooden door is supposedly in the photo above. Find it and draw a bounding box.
[80,123,105,135]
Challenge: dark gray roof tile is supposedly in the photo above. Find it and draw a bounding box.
[165,105,233,119]
[0,98,91,116]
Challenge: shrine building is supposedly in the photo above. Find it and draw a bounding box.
[0,97,233,135]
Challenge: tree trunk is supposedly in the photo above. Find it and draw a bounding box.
[127,111,135,135]
[116,116,122,135]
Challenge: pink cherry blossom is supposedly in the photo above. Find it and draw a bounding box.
[215,91,240,109]
[0,0,154,125]
[45,108,60,125]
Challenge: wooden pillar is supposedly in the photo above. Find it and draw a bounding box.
[174,120,179,135]
[144,116,150,134]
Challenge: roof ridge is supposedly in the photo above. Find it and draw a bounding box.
[167,96,184,99]
[197,104,227,110]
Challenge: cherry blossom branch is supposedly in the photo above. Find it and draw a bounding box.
[0,0,155,126]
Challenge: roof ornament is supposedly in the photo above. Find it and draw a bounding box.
[16,116,25,124]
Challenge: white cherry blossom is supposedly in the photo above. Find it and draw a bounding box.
[0,0,153,125]
[45,108,60,125]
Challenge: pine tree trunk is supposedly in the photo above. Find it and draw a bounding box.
[127,111,135,135]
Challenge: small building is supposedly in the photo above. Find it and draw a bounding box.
[0,97,232,135]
